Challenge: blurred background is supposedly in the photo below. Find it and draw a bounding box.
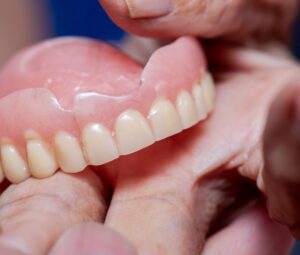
[0,0,125,67]
[0,0,299,253]
[0,0,299,67]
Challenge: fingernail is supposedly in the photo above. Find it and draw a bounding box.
[125,0,172,19]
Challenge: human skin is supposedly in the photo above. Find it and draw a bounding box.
[0,1,299,254]
[0,45,298,255]
[99,0,298,42]
[99,0,300,241]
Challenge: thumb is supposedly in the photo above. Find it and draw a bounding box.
[99,0,297,41]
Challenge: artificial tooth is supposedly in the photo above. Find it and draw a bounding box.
[202,72,216,113]
[115,110,154,155]
[192,83,207,120]
[148,98,182,141]
[27,139,57,178]
[82,123,119,165]
[1,144,30,183]
[54,132,87,173]
[0,163,4,183]
[176,90,198,129]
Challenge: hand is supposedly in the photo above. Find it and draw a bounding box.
[0,44,298,255]
[263,72,300,239]
[99,0,298,42]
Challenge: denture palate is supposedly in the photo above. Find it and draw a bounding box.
[0,36,215,184]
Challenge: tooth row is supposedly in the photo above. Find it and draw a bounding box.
[0,72,215,183]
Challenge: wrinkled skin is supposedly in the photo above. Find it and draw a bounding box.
[0,45,299,255]
[0,0,300,254]
[99,0,298,42]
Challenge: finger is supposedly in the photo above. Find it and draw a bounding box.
[205,43,296,72]
[202,205,294,255]
[104,138,259,255]
[0,170,108,255]
[99,0,297,41]
[50,222,137,255]
[104,140,208,255]
[263,82,300,239]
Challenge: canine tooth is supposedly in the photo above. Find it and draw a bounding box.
[0,163,4,183]
[54,132,87,173]
[27,139,57,178]
[192,84,207,120]
[202,72,216,113]
[82,123,119,165]
[115,110,154,155]
[148,98,182,141]
[1,144,30,183]
[176,90,198,129]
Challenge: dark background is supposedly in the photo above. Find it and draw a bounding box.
[48,0,300,253]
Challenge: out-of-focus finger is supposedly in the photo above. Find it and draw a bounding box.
[50,222,137,255]
[0,170,108,255]
[202,205,294,255]
[263,82,300,239]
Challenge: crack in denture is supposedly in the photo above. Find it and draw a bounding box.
[0,36,216,184]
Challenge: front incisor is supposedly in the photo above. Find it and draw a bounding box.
[1,144,30,183]
[82,123,119,165]
[54,132,87,173]
[27,139,58,178]
[148,98,182,141]
[115,110,155,155]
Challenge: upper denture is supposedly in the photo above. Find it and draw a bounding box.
[0,36,214,183]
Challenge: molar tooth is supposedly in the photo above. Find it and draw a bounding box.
[115,110,154,155]
[192,84,207,120]
[176,90,198,129]
[27,139,58,178]
[82,123,119,165]
[148,98,182,141]
[202,72,216,113]
[1,144,30,183]
[54,132,87,173]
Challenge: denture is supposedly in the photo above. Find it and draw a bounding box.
[0,36,215,184]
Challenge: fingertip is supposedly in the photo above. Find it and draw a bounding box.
[98,0,181,38]
[99,0,294,40]
[0,245,26,255]
[50,222,137,255]
[98,0,130,28]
